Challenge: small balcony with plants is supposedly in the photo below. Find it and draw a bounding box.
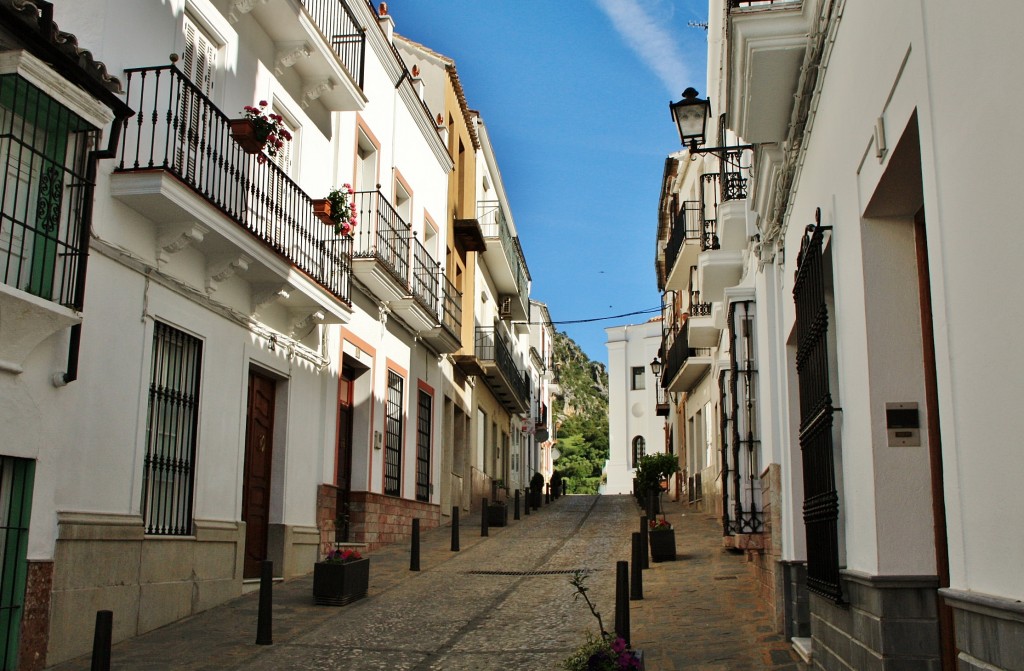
[477,200,530,321]
[727,0,813,145]
[111,64,353,330]
[227,0,368,115]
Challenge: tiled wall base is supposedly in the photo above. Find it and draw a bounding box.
[941,588,1024,671]
[347,491,440,551]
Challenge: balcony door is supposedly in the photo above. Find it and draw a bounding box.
[176,14,217,181]
[242,369,276,579]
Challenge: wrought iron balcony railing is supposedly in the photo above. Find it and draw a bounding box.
[688,266,712,316]
[299,0,366,88]
[409,234,438,314]
[475,327,530,406]
[352,189,411,288]
[439,270,462,338]
[661,322,711,387]
[664,200,701,275]
[477,200,529,307]
[116,65,352,303]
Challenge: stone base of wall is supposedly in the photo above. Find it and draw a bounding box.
[18,560,52,671]
[347,491,440,551]
[748,463,784,632]
[782,560,810,640]
[941,587,1024,671]
[811,571,940,670]
[45,512,251,666]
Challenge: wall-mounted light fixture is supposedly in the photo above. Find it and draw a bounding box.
[669,87,753,168]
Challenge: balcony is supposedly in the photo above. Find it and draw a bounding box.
[656,386,670,417]
[687,265,721,348]
[663,200,701,292]
[351,189,410,301]
[662,322,712,393]
[454,327,530,413]
[477,201,529,321]
[727,0,812,144]
[111,65,352,323]
[228,0,367,112]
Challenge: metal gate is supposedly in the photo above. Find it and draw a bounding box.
[793,209,842,602]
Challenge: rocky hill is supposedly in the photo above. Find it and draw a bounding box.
[551,332,609,494]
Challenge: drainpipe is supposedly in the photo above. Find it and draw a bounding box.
[56,108,132,386]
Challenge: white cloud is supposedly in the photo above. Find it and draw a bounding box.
[593,0,690,96]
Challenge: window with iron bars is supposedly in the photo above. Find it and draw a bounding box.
[0,74,98,307]
[384,370,403,497]
[415,389,431,502]
[142,322,203,535]
[0,456,34,669]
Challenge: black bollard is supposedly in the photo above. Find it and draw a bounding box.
[640,516,650,570]
[90,610,112,671]
[451,506,460,551]
[615,560,630,647]
[562,481,567,497]
[631,533,644,601]
[545,483,550,504]
[256,560,273,645]
[410,518,420,571]
[524,490,530,516]
[481,497,489,537]
[514,489,521,520]
[647,491,657,517]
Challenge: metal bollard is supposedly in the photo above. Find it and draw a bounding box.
[640,516,650,570]
[615,560,630,646]
[90,610,113,671]
[563,481,567,497]
[631,533,644,601]
[524,490,531,515]
[481,497,489,537]
[545,483,550,504]
[410,518,420,571]
[256,560,273,645]
[451,505,460,551]
[514,489,521,520]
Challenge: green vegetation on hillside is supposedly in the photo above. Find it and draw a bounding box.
[551,332,609,494]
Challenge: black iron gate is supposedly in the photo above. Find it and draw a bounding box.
[793,209,842,602]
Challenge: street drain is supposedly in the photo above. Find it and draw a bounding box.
[467,569,594,577]
[713,575,738,580]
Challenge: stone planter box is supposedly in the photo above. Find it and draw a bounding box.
[648,528,676,562]
[487,503,508,527]
[313,557,370,606]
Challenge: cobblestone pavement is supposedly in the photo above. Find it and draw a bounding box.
[49,495,803,670]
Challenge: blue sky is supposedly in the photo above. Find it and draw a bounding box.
[390,0,709,363]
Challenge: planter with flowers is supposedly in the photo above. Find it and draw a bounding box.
[648,517,676,562]
[563,571,644,670]
[312,184,358,236]
[230,100,292,158]
[313,548,369,606]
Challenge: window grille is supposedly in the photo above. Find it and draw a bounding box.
[0,457,34,670]
[0,74,98,307]
[723,301,763,535]
[632,436,646,467]
[415,389,431,502]
[142,322,203,535]
[384,370,403,497]
[793,214,842,602]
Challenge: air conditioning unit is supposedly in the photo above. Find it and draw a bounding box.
[498,295,513,319]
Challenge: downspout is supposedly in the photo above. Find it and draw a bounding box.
[57,108,132,385]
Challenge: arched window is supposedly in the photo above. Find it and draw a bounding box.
[632,436,646,467]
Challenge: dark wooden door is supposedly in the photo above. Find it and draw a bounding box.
[335,367,354,541]
[243,370,275,579]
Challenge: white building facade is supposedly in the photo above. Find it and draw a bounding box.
[604,319,667,495]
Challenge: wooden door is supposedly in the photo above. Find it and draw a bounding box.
[243,370,275,578]
[335,366,354,541]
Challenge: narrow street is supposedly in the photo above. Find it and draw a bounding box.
[51,495,801,670]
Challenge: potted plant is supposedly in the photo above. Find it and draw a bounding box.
[562,571,644,670]
[634,453,680,515]
[313,547,369,606]
[530,472,545,510]
[648,517,677,562]
[230,100,292,158]
[312,184,358,236]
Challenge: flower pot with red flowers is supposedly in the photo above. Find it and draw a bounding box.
[312,184,358,235]
[648,517,676,562]
[230,100,292,157]
[313,548,369,606]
